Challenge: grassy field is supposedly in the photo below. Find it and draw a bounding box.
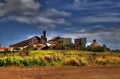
[0,50,120,67]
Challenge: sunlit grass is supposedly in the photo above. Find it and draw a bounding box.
[0,50,120,67]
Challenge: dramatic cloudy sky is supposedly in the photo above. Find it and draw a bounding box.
[0,0,120,49]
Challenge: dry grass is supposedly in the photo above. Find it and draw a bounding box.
[0,50,120,66]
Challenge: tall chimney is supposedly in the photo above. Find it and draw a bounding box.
[93,39,96,42]
[43,30,46,38]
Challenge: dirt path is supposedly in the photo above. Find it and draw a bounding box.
[0,66,120,79]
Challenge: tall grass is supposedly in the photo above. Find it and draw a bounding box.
[0,50,120,67]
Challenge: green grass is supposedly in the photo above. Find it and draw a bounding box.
[0,50,120,67]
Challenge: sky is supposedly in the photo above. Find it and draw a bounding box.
[0,0,120,50]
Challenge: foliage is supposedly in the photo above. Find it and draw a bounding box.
[111,50,120,53]
[87,46,104,52]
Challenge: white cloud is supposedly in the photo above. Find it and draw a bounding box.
[44,8,71,17]
[64,27,77,31]
[0,0,40,17]
[38,24,56,30]
[62,26,120,49]
[73,0,81,7]
[0,0,71,30]
[81,16,120,23]
[73,0,87,7]
[97,12,120,17]
[36,17,66,24]
[71,0,116,10]
[21,0,40,10]
[77,29,85,33]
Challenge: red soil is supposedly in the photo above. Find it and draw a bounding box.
[0,66,120,79]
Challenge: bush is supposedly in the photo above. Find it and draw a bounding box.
[87,46,104,52]
[0,57,40,66]
[63,58,80,66]
[79,57,88,66]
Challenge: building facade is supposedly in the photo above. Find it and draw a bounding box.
[75,38,87,49]
[62,38,72,45]
[48,36,62,45]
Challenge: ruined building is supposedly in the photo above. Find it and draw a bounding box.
[48,36,72,45]
[90,39,100,47]
[75,38,87,50]
[48,36,62,45]
[62,38,72,45]
[9,31,47,47]
[40,30,47,44]
[89,39,109,51]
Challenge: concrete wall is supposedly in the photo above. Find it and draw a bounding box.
[62,38,72,45]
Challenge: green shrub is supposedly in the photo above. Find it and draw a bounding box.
[87,46,104,52]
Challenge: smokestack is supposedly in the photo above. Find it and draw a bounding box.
[43,30,46,38]
[93,39,96,42]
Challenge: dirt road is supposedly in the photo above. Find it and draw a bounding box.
[0,66,120,79]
